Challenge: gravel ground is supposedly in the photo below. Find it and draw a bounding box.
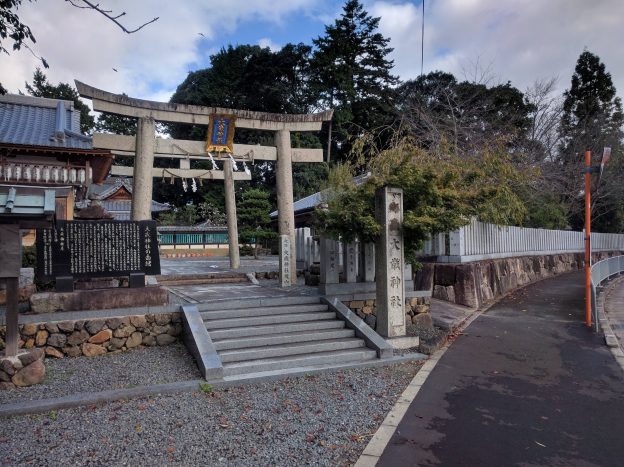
[0,344,200,405]
[0,360,423,466]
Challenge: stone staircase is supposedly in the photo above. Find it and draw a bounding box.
[197,296,378,377]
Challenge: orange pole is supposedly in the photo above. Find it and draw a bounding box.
[584,150,592,327]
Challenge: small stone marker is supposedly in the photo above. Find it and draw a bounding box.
[279,235,292,287]
[375,186,406,338]
[344,242,358,283]
[362,242,375,282]
[319,236,339,284]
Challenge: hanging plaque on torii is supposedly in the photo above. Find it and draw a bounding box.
[206,115,236,154]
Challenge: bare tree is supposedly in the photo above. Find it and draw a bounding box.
[397,71,532,157]
[64,1,159,34]
[524,77,564,162]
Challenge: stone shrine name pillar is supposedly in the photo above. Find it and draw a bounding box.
[279,235,292,287]
[275,129,297,285]
[223,158,240,269]
[131,117,156,221]
[375,186,406,338]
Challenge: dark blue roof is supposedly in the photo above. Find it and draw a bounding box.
[270,172,370,218]
[98,200,171,221]
[0,94,92,150]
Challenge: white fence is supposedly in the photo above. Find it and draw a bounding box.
[298,220,624,268]
[420,218,624,263]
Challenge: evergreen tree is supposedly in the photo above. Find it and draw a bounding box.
[95,112,137,136]
[560,50,623,160]
[25,68,94,133]
[167,43,325,207]
[558,50,624,231]
[310,0,398,162]
[237,188,276,258]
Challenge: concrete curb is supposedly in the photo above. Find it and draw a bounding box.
[181,304,223,380]
[0,380,203,418]
[354,305,486,467]
[596,276,624,373]
[0,354,426,418]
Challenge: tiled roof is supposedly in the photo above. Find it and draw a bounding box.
[270,172,370,218]
[88,177,133,199]
[0,94,92,150]
[100,199,171,216]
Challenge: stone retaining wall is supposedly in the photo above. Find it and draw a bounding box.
[0,313,182,358]
[414,251,622,308]
[342,297,431,330]
[30,286,169,313]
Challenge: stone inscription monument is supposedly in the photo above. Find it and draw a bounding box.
[279,235,292,287]
[36,220,161,287]
[375,186,406,338]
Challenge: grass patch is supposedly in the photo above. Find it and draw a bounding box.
[198,382,214,394]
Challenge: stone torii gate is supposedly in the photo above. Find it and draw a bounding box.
[75,81,332,284]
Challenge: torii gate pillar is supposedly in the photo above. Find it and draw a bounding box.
[223,158,240,269]
[275,129,297,285]
[131,117,156,221]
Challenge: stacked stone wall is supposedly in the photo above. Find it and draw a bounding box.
[414,251,622,308]
[0,313,182,358]
[342,296,431,330]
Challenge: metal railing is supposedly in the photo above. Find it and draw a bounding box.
[157,231,229,248]
[591,255,624,330]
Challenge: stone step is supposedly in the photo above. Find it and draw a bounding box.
[219,338,366,363]
[222,348,378,376]
[208,320,345,340]
[213,328,356,351]
[196,295,321,312]
[200,303,328,321]
[204,312,336,330]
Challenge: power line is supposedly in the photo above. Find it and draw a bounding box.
[421,0,425,77]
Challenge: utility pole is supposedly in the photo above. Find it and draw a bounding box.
[584,147,611,328]
[584,150,592,328]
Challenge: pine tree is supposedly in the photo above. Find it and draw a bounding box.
[310,0,398,162]
[237,188,276,258]
[558,51,624,231]
[560,50,623,160]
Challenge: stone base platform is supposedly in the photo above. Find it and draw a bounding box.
[30,286,169,313]
[387,336,420,350]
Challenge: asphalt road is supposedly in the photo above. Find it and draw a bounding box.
[378,271,624,467]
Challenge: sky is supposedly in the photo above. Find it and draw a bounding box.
[2,0,624,104]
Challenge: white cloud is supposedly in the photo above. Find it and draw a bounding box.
[3,0,624,107]
[1,0,321,100]
[370,0,624,95]
[258,38,281,52]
